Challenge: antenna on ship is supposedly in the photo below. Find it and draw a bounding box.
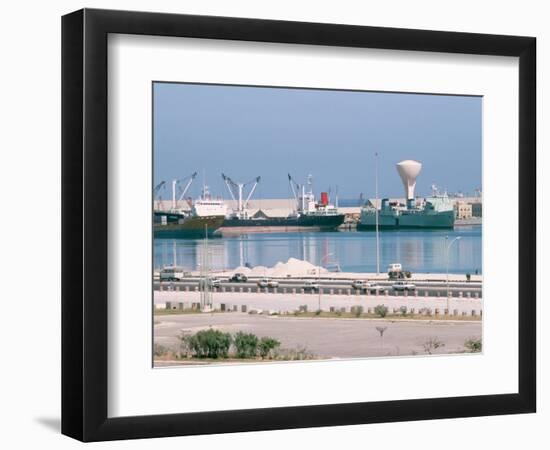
[375,152,380,276]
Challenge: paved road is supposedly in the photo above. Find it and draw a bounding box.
[154,279,482,298]
[154,313,482,361]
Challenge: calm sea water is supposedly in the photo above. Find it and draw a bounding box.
[154,226,482,275]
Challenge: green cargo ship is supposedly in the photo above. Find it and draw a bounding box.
[357,195,455,230]
[358,159,455,230]
[153,212,225,238]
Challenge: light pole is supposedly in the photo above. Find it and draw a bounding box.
[318,252,334,313]
[445,236,461,313]
[375,152,380,276]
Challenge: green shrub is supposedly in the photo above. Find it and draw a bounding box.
[374,304,388,318]
[258,337,281,359]
[154,343,169,357]
[354,306,364,317]
[464,337,482,353]
[188,328,232,359]
[234,331,259,359]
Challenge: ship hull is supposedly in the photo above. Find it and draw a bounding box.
[220,214,345,234]
[153,214,225,238]
[358,210,455,230]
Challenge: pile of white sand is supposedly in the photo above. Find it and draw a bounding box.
[232,257,328,278]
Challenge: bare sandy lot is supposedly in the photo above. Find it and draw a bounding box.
[154,312,482,363]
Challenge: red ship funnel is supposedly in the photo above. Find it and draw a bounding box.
[320,192,329,206]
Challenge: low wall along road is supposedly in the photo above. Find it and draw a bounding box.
[154,290,483,316]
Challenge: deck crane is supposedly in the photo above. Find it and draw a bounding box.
[288,173,313,213]
[222,173,261,219]
[153,181,166,210]
[171,172,197,210]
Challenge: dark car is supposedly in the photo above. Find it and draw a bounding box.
[229,273,248,283]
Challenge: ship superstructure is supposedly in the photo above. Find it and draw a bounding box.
[154,174,226,238]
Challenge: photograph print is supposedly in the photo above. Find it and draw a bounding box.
[152,82,483,366]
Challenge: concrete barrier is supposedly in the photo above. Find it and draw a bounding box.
[338,289,342,295]
[248,287,252,293]
[185,286,189,292]
[385,290,389,297]
[346,289,351,295]
[283,288,287,294]
[292,288,296,295]
[466,291,470,298]
[414,290,418,297]
[459,291,463,298]
[221,286,225,293]
[474,292,479,298]
[330,289,334,295]
[176,286,180,292]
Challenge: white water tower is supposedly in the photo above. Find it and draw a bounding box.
[396,160,422,204]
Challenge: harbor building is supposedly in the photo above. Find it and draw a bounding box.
[455,201,473,219]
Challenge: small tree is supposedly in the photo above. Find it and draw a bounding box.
[464,337,482,353]
[234,332,259,359]
[422,337,445,355]
[258,337,281,359]
[374,304,388,318]
[399,306,408,316]
[354,306,364,317]
[375,326,388,349]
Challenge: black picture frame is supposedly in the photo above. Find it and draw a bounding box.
[62,8,536,442]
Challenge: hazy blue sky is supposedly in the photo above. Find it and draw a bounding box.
[153,82,481,201]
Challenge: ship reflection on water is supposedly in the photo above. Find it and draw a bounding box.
[154,226,482,275]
